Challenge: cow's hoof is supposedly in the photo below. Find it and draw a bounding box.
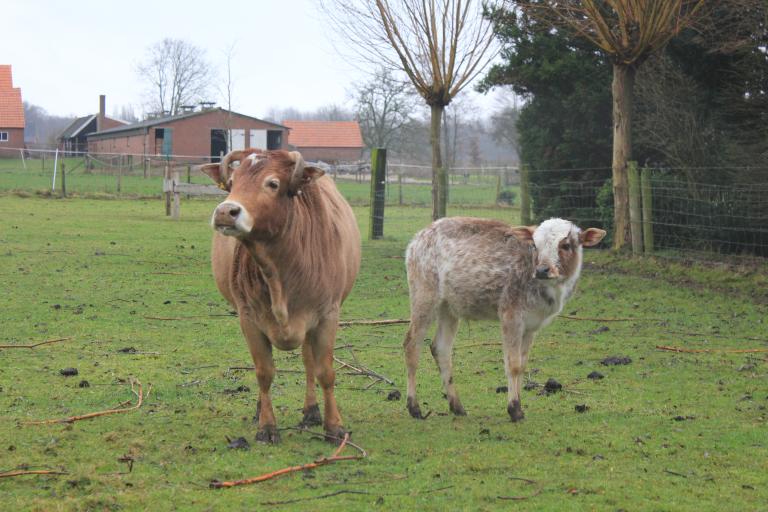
[323,426,348,445]
[255,425,281,444]
[407,397,428,419]
[299,404,323,427]
[449,399,467,417]
[508,400,525,422]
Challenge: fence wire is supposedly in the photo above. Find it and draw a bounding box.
[1,147,766,262]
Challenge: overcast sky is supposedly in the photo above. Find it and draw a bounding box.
[3,0,507,120]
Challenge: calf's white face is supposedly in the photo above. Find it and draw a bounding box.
[513,218,606,281]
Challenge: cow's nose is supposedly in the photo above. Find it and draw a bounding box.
[535,266,550,279]
[227,205,241,218]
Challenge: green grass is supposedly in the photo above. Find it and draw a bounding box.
[1,196,766,511]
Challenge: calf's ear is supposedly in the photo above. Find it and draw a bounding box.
[198,162,231,191]
[580,228,607,247]
[508,225,536,243]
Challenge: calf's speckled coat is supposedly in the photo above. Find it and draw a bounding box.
[403,217,605,421]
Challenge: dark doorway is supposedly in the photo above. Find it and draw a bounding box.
[267,130,282,150]
[211,129,228,162]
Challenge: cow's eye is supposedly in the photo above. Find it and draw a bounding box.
[561,243,571,251]
[267,179,279,190]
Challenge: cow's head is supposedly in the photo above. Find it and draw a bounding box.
[199,149,324,239]
[510,219,605,281]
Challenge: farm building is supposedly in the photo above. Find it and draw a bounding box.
[87,108,288,161]
[0,65,25,158]
[282,120,364,163]
[58,95,128,153]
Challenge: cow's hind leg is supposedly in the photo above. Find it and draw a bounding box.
[404,295,437,419]
[299,342,322,427]
[308,313,345,443]
[430,308,464,415]
[240,314,280,443]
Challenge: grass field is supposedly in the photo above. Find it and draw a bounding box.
[1,195,767,511]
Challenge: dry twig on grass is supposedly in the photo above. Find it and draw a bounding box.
[0,469,68,479]
[0,337,72,349]
[559,315,658,322]
[497,476,541,501]
[333,356,395,385]
[210,432,366,489]
[338,319,410,327]
[26,379,151,425]
[656,345,768,354]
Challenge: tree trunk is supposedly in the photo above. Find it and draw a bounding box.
[611,63,635,251]
[430,104,447,220]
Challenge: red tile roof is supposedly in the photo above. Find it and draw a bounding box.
[283,120,363,149]
[0,65,25,129]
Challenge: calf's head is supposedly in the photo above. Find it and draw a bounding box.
[511,219,606,281]
[199,149,324,240]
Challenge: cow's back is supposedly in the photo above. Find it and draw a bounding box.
[406,217,532,319]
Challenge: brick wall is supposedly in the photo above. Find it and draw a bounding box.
[88,110,287,159]
[0,128,24,157]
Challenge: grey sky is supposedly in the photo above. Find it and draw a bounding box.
[3,0,505,120]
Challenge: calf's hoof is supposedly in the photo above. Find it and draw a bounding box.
[449,399,467,417]
[299,404,323,427]
[507,400,525,422]
[407,397,427,419]
[323,426,349,445]
[255,425,281,444]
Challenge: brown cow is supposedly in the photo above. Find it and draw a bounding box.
[403,217,605,421]
[200,149,361,443]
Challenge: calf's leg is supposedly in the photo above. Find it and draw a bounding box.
[300,342,322,427]
[240,314,280,443]
[403,302,436,419]
[430,309,464,415]
[501,311,531,422]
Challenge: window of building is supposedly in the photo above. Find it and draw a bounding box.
[0,132,8,142]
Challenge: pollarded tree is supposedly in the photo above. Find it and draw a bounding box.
[514,0,706,250]
[322,0,498,220]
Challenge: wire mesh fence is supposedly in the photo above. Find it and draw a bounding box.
[1,147,766,262]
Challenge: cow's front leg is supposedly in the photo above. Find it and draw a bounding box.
[240,313,280,443]
[308,314,345,443]
[299,341,322,427]
[501,310,529,422]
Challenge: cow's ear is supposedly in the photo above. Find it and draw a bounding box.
[301,166,325,184]
[580,228,606,247]
[508,225,536,243]
[199,162,230,191]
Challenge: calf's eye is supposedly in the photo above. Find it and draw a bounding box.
[561,243,572,251]
[267,180,279,190]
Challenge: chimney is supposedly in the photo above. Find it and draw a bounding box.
[97,95,106,132]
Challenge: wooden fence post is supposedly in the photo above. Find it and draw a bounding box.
[164,165,171,216]
[116,159,122,194]
[641,167,654,254]
[495,174,502,205]
[60,161,66,198]
[398,173,403,206]
[519,164,532,225]
[369,148,386,240]
[171,171,181,220]
[628,160,642,255]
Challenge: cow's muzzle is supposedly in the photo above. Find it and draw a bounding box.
[535,264,560,280]
[211,200,253,236]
